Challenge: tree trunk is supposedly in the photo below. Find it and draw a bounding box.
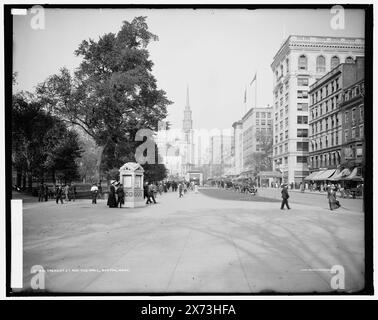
[27,172,33,193]
[22,172,26,190]
[16,169,22,187]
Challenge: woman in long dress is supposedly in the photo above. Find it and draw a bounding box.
[107,181,117,208]
[328,185,340,211]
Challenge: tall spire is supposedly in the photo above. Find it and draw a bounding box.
[185,85,190,109]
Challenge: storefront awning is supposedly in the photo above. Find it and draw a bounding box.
[304,170,324,181]
[344,167,363,181]
[328,168,351,181]
[312,169,336,181]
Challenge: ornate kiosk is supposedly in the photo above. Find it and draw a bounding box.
[119,162,145,208]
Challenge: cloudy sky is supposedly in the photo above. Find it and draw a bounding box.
[13,8,364,130]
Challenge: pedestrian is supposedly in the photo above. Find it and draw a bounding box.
[148,183,157,204]
[178,182,184,198]
[280,184,291,210]
[107,180,117,208]
[328,184,340,211]
[64,184,70,202]
[38,183,44,202]
[116,183,125,208]
[91,183,98,204]
[55,185,64,204]
[144,182,152,204]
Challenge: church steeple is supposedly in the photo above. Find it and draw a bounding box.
[185,85,190,110]
[183,85,193,133]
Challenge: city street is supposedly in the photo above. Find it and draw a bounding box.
[21,189,364,293]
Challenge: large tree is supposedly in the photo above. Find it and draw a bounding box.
[36,17,172,179]
[12,91,82,190]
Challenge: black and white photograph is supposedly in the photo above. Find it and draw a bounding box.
[3,3,373,298]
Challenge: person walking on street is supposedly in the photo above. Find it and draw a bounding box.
[178,182,184,198]
[144,182,152,204]
[55,185,64,204]
[91,183,98,204]
[64,184,70,202]
[38,183,44,202]
[327,184,340,211]
[116,183,125,208]
[149,183,157,204]
[280,184,291,210]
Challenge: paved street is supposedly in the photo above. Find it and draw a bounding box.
[20,189,364,293]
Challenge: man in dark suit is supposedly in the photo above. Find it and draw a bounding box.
[281,184,291,210]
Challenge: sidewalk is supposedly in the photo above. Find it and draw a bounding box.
[20,190,364,293]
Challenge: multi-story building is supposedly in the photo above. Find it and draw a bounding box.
[308,57,364,178]
[271,35,364,184]
[231,120,243,175]
[339,74,365,179]
[182,86,195,174]
[241,105,273,177]
[209,132,233,178]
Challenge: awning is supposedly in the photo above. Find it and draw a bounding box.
[344,167,363,181]
[304,170,324,181]
[328,168,351,181]
[312,169,336,181]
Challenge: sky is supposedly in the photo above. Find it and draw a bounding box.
[13,8,365,130]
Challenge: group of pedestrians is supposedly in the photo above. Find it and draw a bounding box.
[106,180,125,208]
[279,183,341,212]
[55,183,77,204]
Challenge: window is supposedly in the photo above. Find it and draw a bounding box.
[345,111,349,122]
[331,56,340,69]
[297,116,308,124]
[286,58,289,73]
[352,127,356,139]
[267,113,271,118]
[316,55,326,73]
[284,157,288,164]
[360,106,364,121]
[256,112,260,118]
[256,119,259,125]
[261,119,266,125]
[345,56,354,63]
[298,55,307,70]
[360,125,364,137]
[285,117,289,128]
[297,77,309,86]
[345,129,349,142]
[297,142,309,151]
[279,145,283,154]
[285,130,288,139]
[352,108,356,123]
[280,133,283,141]
[297,129,309,137]
[261,112,266,118]
[297,90,308,99]
[275,136,278,144]
[297,156,308,163]
[297,103,308,111]
[275,112,278,121]
[267,119,272,125]
[280,121,283,130]
[285,143,288,152]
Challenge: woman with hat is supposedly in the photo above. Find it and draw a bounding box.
[107,180,117,208]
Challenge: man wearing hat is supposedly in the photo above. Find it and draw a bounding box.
[280,184,291,210]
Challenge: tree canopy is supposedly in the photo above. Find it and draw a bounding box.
[36,17,171,177]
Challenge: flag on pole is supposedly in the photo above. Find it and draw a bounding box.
[249,73,257,86]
